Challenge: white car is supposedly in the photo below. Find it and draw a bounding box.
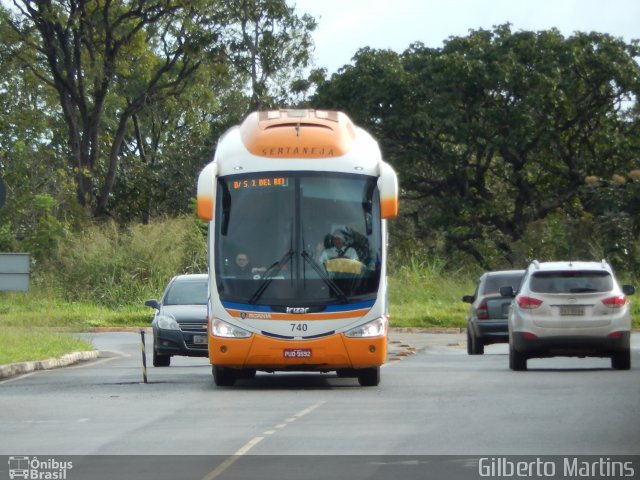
[501,260,636,371]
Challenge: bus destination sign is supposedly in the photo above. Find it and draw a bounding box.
[232,177,289,189]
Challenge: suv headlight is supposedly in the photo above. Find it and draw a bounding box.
[156,315,180,330]
[345,317,388,338]
[211,318,251,338]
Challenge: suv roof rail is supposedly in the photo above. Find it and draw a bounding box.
[532,260,540,269]
[601,259,608,268]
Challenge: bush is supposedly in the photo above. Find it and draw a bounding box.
[388,251,476,328]
[37,216,207,306]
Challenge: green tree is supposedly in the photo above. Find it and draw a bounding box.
[223,0,317,109]
[4,0,222,217]
[0,5,79,256]
[2,0,317,223]
[313,26,640,271]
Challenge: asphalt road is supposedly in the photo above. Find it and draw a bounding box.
[1,332,639,479]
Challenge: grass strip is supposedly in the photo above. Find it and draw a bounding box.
[0,327,94,365]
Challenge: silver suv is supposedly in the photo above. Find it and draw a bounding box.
[501,260,636,371]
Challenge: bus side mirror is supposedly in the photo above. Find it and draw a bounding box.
[197,162,218,221]
[377,162,398,219]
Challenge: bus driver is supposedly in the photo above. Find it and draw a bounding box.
[319,232,359,264]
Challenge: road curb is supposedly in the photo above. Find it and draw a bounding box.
[0,350,99,379]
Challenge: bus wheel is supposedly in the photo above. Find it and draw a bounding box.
[356,367,380,387]
[238,368,257,379]
[212,365,237,387]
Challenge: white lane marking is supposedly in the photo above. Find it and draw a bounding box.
[201,400,327,480]
[293,400,326,417]
[67,351,131,368]
[201,437,265,480]
[0,371,38,385]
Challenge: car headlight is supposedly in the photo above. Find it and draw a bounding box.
[344,317,388,338]
[210,318,252,338]
[156,315,180,330]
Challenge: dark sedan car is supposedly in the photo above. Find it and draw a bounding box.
[144,274,209,367]
[462,270,525,355]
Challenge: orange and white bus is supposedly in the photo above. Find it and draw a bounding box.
[196,109,398,386]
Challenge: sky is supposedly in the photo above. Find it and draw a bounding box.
[295,0,640,74]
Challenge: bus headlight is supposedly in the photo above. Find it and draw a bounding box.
[344,317,388,338]
[156,315,180,330]
[211,318,251,338]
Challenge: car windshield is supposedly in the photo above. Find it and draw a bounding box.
[164,280,208,305]
[529,271,613,294]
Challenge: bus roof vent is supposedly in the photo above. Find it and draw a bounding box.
[264,123,333,132]
[259,110,340,122]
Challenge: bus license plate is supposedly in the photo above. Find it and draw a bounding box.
[193,335,208,344]
[283,348,312,359]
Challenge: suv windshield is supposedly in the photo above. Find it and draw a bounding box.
[214,172,382,306]
[529,271,613,294]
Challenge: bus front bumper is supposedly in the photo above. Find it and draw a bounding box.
[208,333,387,371]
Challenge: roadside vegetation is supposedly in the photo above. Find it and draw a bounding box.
[1,328,92,365]
[1,216,638,365]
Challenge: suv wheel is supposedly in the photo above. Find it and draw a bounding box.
[509,346,527,371]
[611,349,631,370]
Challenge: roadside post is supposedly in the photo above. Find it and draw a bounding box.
[140,329,148,384]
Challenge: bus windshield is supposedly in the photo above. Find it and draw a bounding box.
[215,172,382,306]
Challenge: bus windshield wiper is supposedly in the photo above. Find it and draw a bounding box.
[301,250,348,304]
[248,249,295,305]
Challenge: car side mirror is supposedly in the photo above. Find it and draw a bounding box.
[500,286,515,297]
[144,299,160,310]
[622,285,636,296]
[462,295,475,304]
